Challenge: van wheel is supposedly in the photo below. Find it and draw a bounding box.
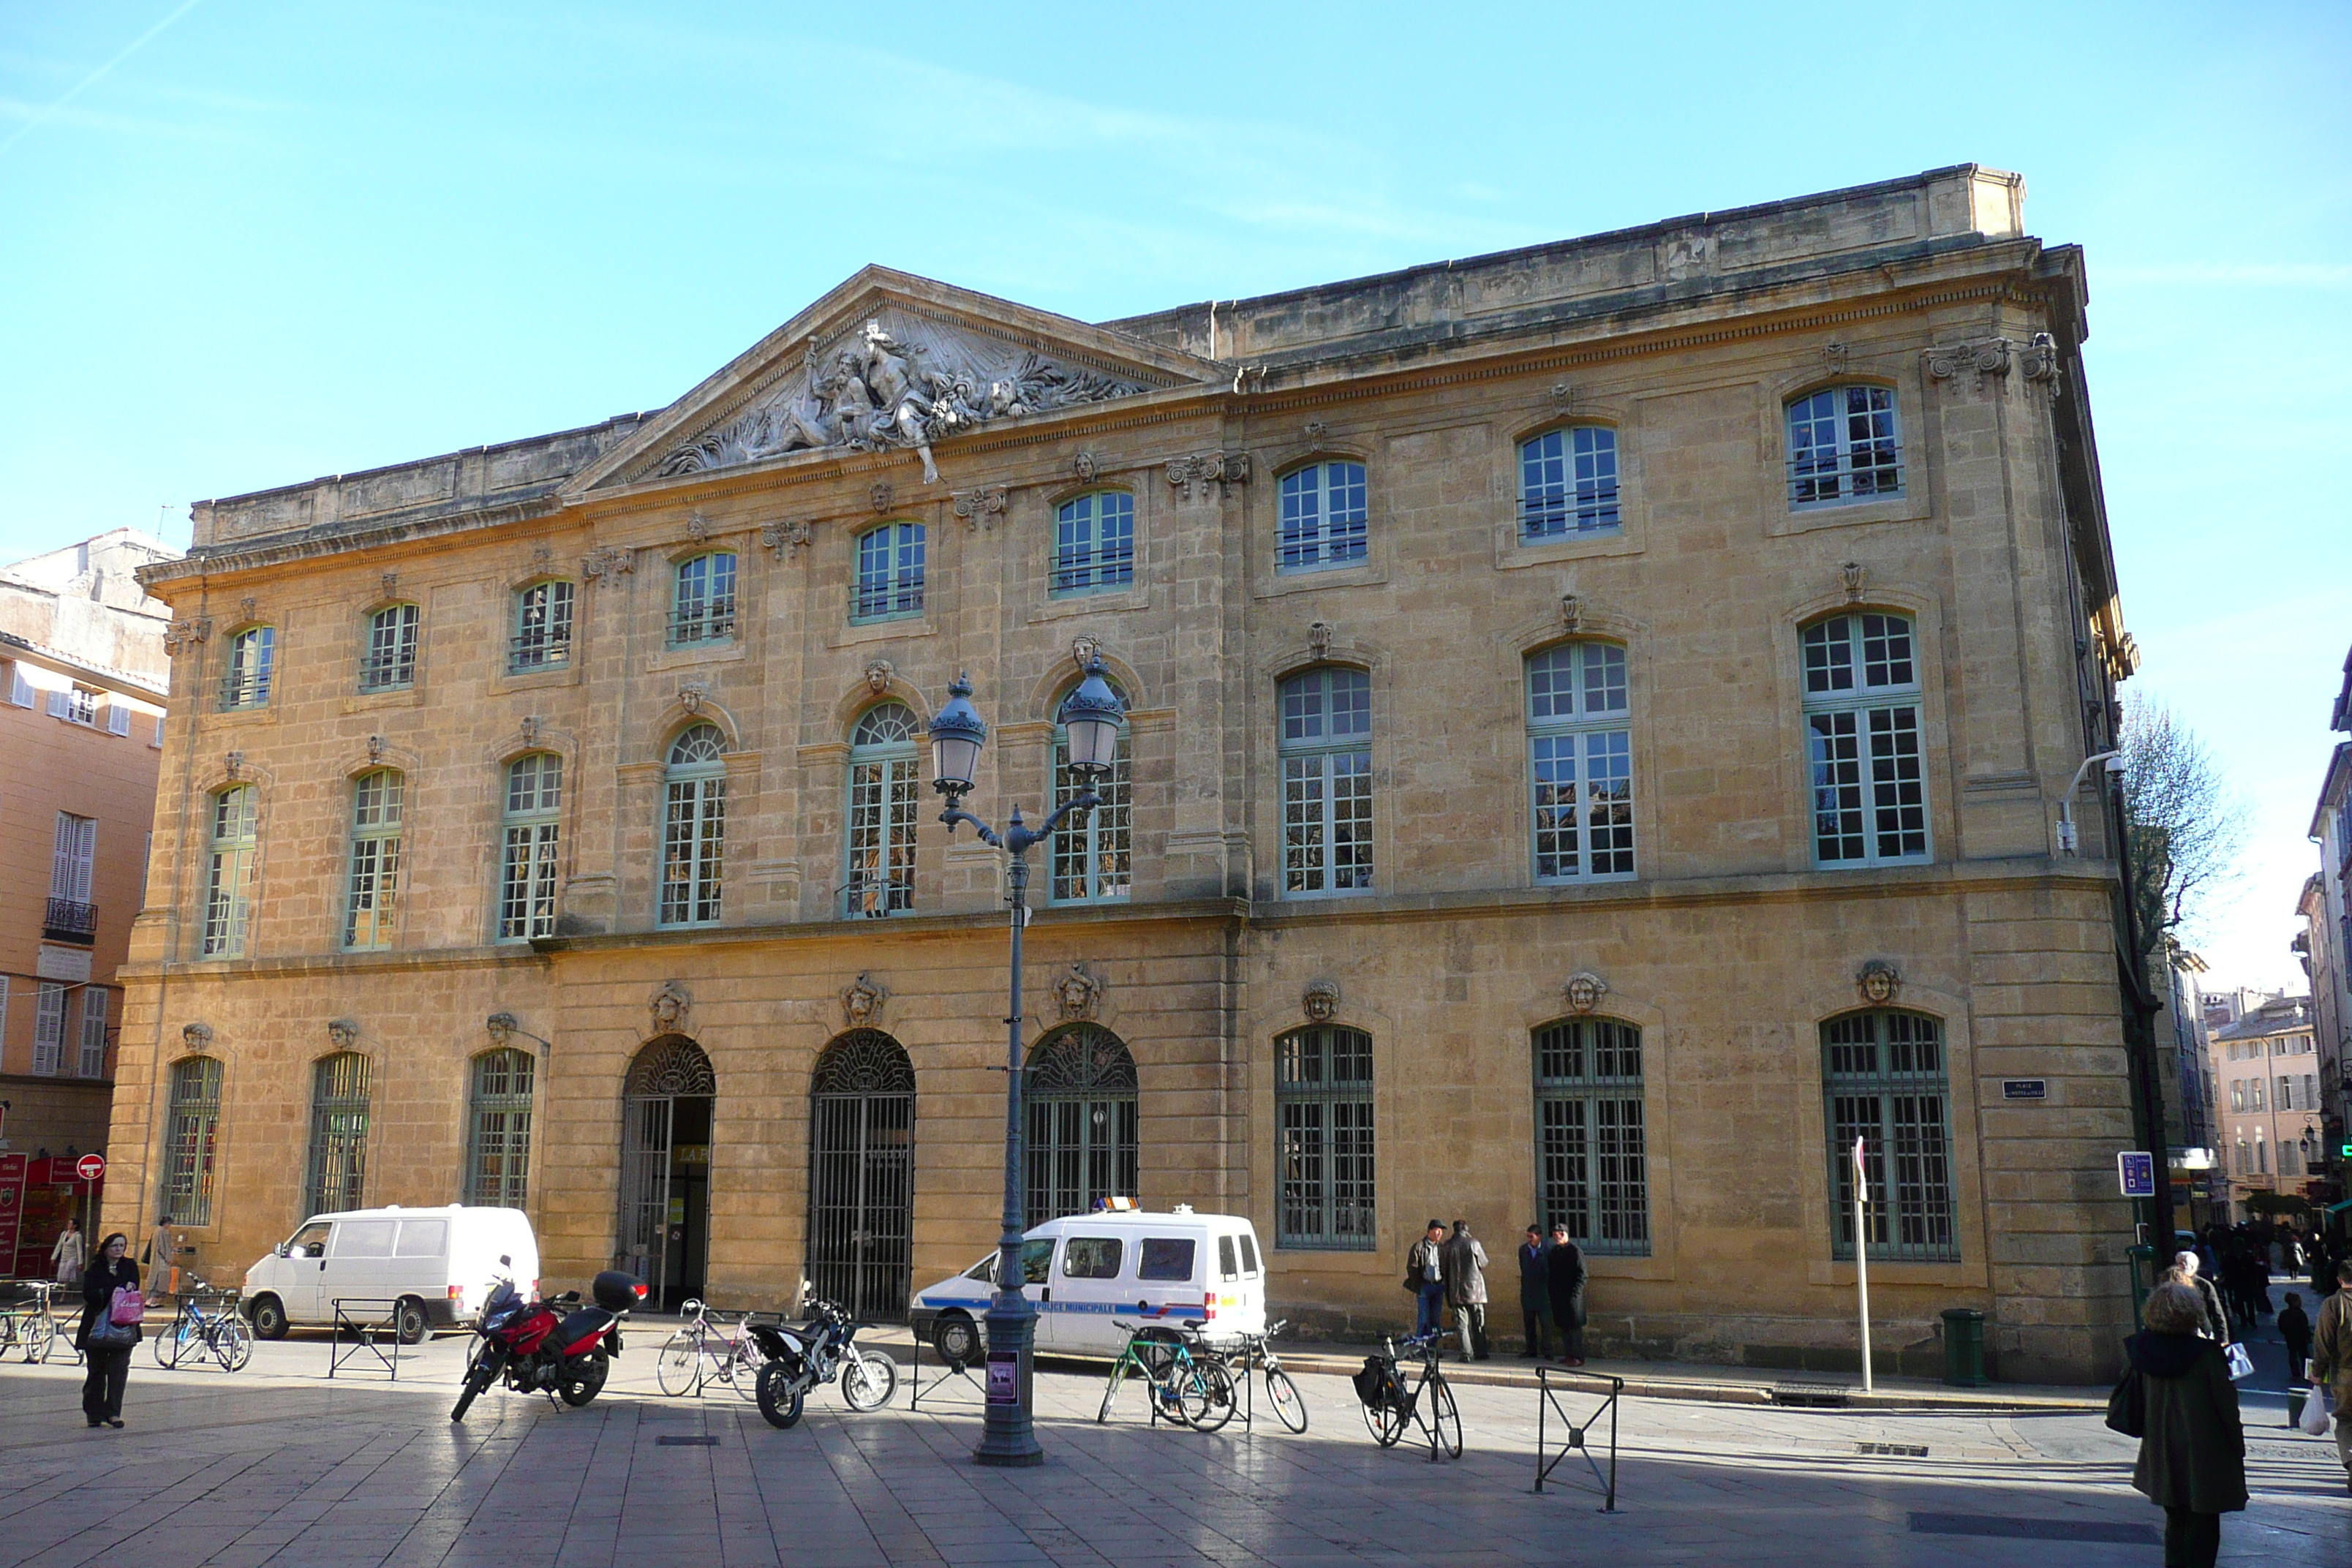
[932,1313,979,1369]
[394,1298,429,1345]
[249,1296,288,1341]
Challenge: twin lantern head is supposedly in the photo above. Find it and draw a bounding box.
[928,654,1125,799]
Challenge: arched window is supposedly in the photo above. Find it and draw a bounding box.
[1787,384,1901,506]
[342,769,404,949]
[1274,1025,1375,1249]
[669,552,737,646]
[1822,1009,1956,1262]
[1527,642,1633,882]
[1802,614,1928,866]
[499,753,562,941]
[853,522,925,620]
[164,1055,222,1226]
[306,1052,371,1215]
[660,724,726,927]
[1278,667,1372,896]
[808,1030,915,1322]
[1051,675,1130,904]
[1277,461,1368,571]
[1052,491,1135,595]
[219,625,274,710]
[467,1048,535,1207]
[359,603,420,691]
[1518,426,1620,538]
[1025,1026,1139,1220]
[844,703,919,917]
[201,785,259,958]
[510,579,574,671]
[1534,1018,1648,1254]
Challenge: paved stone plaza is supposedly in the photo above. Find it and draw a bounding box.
[1,1338,2345,1568]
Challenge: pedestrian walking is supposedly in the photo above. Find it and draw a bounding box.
[1517,1224,1550,1359]
[1544,1222,1586,1366]
[2167,1252,2232,1346]
[146,1214,178,1300]
[2278,1292,2312,1387]
[2119,1281,2246,1568]
[1442,1221,1490,1361]
[50,1217,85,1287]
[2312,1256,2352,1495]
[75,1232,142,1430]
[1405,1221,1448,1341]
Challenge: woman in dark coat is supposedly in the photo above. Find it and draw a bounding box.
[76,1232,140,1429]
[1543,1223,1586,1367]
[2127,1281,2246,1568]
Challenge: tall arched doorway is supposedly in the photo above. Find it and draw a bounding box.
[807,1030,915,1322]
[1025,1025,1139,1221]
[619,1036,716,1312]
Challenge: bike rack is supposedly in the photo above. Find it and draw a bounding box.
[906,1325,985,1412]
[328,1297,404,1381]
[1533,1365,1622,1510]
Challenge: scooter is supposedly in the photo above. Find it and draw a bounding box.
[748,1296,897,1428]
[451,1262,644,1420]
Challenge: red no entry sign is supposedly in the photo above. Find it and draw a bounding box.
[76,1153,105,1182]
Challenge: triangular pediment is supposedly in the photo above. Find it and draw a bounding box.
[572,268,1218,494]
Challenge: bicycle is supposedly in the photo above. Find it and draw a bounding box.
[1098,1319,1235,1431]
[152,1289,252,1372]
[1210,1319,1308,1433]
[0,1281,61,1365]
[654,1298,765,1399]
[1352,1330,1460,1458]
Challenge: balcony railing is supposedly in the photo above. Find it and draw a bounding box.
[842,875,913,919]
[44,897,98,944]
[219,670,272,710]
[508,630,573,673]
[666,600,737,647]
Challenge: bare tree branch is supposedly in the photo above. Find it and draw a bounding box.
[2119,696,2250,948]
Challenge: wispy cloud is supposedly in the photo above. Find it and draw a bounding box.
[0,0,208,162]
[2100,261,2352,288]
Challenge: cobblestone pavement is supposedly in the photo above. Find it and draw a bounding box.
[0,1336,2345,1568]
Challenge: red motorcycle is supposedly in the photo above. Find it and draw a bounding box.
[451,1265,644,1420]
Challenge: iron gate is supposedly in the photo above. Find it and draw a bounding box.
[807,1030,914,1322]
[618,1038,715,1292]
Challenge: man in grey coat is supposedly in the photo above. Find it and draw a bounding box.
[1443,1220,1491,1361]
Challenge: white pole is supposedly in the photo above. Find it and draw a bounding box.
[1854,1134,1873,1392]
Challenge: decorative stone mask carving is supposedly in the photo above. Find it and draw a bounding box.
[679,681,709,716]
[864,659,894,695]
[1073,451,1099,483]
[239,595,257,622]
[367,734,386,764]
[1303,979,1341,1024]
[1858,960,1902,1006]
[650,981,691,1036]
[486,1012,518,1046]
[686,512,712,543]
[328,1019,360,1049]
[1548,381,1575,411]
[1069,636,1101,671]
[1564,972,1608,1014]
[519,715,543,747]
[1559,593,1582,633]
[181,1022,213,1050]
[1053,963,1101,1022]
[842,972,886,1028]
[224,750,244,781]
[1307,620,1334,658]
[1303,418,1329,441]
[869,480,894,513]
[380,570,399,598]
[1822,342,1850,370]
[1841,562,1866,603]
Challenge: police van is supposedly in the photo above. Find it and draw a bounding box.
[911,1205,1267,1362]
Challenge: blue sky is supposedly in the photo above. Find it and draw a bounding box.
[1,1,2345,990]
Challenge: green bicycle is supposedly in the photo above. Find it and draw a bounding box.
[1098,1319,1236,1431]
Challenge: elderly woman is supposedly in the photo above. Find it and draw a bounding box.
[2127,1281,2247,1568]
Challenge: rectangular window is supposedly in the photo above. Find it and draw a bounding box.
[853,524,925,620]
[1824,1011,1957,1263]
[659,777,725,926]
[1280,666,1375,897]
[360,604,420,690]
[344,772,404,949]
[1277,462,1369,571]
[669,554,737,645]
[201,790,257,960]
[1787,385,1901,506]
[1049,736,1130,903]
[1060,1237,1123,1279]
[510,581,574,671]
[500,823,562,940]
[165,1057,222,1226]
[468,1049,535,1208]
[1275,1026,1376,1250]
[1534,1018,1648,1255]
[306,1055,371,1216]
[78,987,108,1077]
[220,627,274,710]
[844,756,918,917]
[47,813,98,941]
[105,701,132,736]
[1137,1237,1196,1281]
[33,982,67,1075]
[1519,426,1621,537]
[1808,706,1926,863]
[1052,491,1136,595]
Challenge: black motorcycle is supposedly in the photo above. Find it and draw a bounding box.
[451,1267,644,1421]
[748,1297,897,1428]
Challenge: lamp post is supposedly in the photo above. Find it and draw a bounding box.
[929,655,1125,1466]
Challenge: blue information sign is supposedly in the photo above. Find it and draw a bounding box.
[2117,1150,2157,1199]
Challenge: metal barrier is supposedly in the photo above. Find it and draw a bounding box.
[1534,1365,1621,1510]
[328,1298,404,1381]
[906,1324,985,1412]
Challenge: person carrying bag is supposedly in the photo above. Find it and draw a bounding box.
[76,1232,142,1430]
[2121,1281,2247,1568]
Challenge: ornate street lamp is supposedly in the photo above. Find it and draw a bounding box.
[928,656,1124,1466]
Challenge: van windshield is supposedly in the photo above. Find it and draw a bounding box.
[1138,1237,1195,1281]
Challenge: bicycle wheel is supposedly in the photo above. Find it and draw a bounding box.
[655,1330,703,1396]
[1264,1368,1308,1433]
[213,1316,253,1372]
[841,1349,897,1411]
[152,1319,188,1370]
[1096,1355,1128,1423]
[1176,1357,1236,1431]
[1428,1376,1462,1458]
[723,1340,764,1401]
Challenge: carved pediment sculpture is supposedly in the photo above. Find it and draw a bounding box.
[650,980,692,1036]
[842,972,887,1029]
[657,312,1154,486]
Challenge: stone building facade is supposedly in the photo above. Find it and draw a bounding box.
[110,165,2144,1380]
[2208,995,2325,1219]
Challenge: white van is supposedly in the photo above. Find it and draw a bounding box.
[241,1205,538,1343]
[910,1207,1266,1362]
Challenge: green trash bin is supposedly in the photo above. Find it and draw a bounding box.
[1941,1307,1986,1387]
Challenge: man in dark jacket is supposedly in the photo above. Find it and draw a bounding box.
[2278,1292,2313,1389]
[2127,1281,2247,1568]
[1407,1221,1447,1341]
[1441,1221,1490,1361]
[1544,1222,1586,1366]
[1517,1225,1550,1359]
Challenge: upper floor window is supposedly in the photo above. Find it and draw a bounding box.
[1277,461,1368,572]
[32,982,66,1075]
[499,752,562,941]
[360,604,420,691]
[1519,426,1621,538]
[48,812,97,941]
[1823,1009,1957,1262]
[660,724,727,927]
[201,785,259,958]
[343,769,404,949]
[48,685,99,725]
[844,704,919,917]
[669,553,736,646]
[1278,666,1373,896]
[1274,1025,1376,1250]
[1051,676,1131,904]
[1803,613,1928,867]
[1052,491,1136,595]
[220,626,274,710]
[1787,385,1901,507]
[1527,642,1633,882]
[854,523,925,621]
[78,987,108,1078]
[510,580,574,672]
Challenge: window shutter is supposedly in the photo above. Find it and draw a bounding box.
[153,714,166,747]
[107,702,132,736]
[45,688,70,719]
[7,666,33,707]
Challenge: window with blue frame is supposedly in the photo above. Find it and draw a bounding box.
[668,554,736,646]
[1051,491,1135,595]
[1277,461,1368,572]
[1787,385,1901,507]
[853,524,925,620]
[1527,642,1634,882]
[1518,426,1621,538]
[1278,667,1373,895]
[844,704,919,916]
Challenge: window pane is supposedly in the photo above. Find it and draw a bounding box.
[1278,462,1368,570]
[512,581,574,671]
[855,524,925,618]
[1823,1011,1956,1261]
[1520,427,1621,537]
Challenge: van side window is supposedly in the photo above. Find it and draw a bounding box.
[1063,1237,1124,1279]
[1138,1237,1196,1282]
[1217,1235,1240,1282]
[394,1220,447,1258]
[1022,1238,1055,1285]
[1237,1233,1261,1276]
[288,1222,330,1258]
[963,1256,995,1281]
[336,1221,396,1257]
